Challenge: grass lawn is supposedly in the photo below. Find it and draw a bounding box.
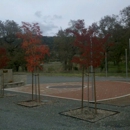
[14,61,130,77]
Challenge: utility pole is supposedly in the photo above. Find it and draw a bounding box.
[105,52,108,77]
[125,49,128,78]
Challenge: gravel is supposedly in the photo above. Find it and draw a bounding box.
[0,91,130,130]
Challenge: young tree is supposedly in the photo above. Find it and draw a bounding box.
[18,22,49,72]
[17,22,49,101]
[67,19,109,113]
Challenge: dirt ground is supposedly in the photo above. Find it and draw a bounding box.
[5,80,130,106]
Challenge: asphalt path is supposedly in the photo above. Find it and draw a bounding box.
[26,75,129,84]
[1,91,130,130]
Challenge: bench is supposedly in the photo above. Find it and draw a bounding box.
[4,81,24,88]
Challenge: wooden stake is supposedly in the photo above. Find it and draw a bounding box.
[93,70,97,114]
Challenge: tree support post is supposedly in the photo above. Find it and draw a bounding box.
[87,70,90,109]
[32,72,34,100]
[35,74,37,101]
[93,70,97,114]
[33,73,40,102]
[38,73,40,102]
[81,66,84,111]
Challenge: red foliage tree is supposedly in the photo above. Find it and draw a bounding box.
[0,47,8,69]
[17,22,49,101]
[68,20,109,69]
[67,20,110,113]
[17,22,49,72]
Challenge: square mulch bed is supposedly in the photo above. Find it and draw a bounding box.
[17,100,42,107]
[17,99,57,107]
[60,107,119,123]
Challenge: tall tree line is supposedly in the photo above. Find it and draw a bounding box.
[0,5,130,72]
[0,20,26,71]
[53,5,130,72]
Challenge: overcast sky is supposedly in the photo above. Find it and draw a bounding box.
[0,0,130,36]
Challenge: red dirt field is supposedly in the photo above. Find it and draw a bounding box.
[6,81,130,101]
